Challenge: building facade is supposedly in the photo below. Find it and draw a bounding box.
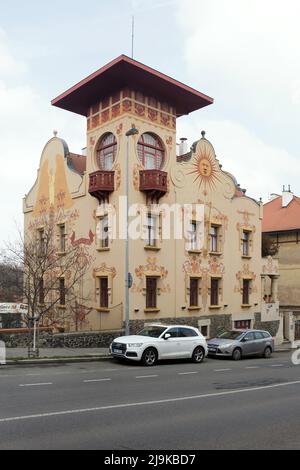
[24,55,276,340]
[263,188,300,347]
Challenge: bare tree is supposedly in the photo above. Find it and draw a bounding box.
[1,223,92,357]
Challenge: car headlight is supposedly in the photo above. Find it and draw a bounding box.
[219,343,232,349]
[127,343,143,348]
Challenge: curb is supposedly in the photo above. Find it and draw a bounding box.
[4,355,111,366]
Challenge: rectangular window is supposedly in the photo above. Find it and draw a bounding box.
[145,213,158,247]
[146,277,157,309]
[99,215,109,248]
[38,229,45,256]
[234,320,251,330]
[59,278,65,306]
[100,277,109,308]
[210,225,218,252]
[242,231,250,256]
[190,278,199,307]
[189,220,201,251]
[39,279,45,305]
[242,279,250,305]
[59,224,66,252]
[210,278,219,306]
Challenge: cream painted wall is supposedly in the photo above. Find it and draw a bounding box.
[24,96,263,333]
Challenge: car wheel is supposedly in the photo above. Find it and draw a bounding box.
[141,348,158,367]
[263,346,272,359]
[192,346,205,364]
[232,348,242,361]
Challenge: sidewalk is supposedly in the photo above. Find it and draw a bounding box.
[3,347,111,365]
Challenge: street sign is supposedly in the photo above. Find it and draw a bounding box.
[0,304,28,315]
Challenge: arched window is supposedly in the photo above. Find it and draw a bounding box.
[96,133,117,170]
[137,133,165,170]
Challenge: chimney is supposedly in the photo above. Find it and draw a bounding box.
[179,138,188,156]
[282,185,293,207]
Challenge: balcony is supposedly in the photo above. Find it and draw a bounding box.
[139,170,168,200]
[89,171,115,202]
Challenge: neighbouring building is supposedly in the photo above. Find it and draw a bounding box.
[23,55,279,341]
[263,187,300,347]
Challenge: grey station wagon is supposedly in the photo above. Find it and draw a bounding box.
[207,329,274,361]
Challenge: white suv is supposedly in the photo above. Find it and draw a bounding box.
[110,324,208,366]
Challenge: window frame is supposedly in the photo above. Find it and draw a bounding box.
[146,277,158,310]
[99,277,109,309]
[98,214,109,249]
[59,278,66,306]
[189,278,199,308]
[96,133,117,171]
[58,224,66,253]
[242,230,251,257]
[210,278,219,306]
[242,279,251,305]
[210,225,219,253]
[137,133,165,170]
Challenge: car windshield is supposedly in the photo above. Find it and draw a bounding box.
[137,326,167,338]
[218,331,244,340]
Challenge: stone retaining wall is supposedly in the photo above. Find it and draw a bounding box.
[254,313,280,337]
[0,330,123,348]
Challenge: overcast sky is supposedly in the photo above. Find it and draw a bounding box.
[1,0,300,245]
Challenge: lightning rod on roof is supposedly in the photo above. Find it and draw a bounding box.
[131,16,135,59]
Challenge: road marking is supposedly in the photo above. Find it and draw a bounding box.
[178,372,198,376]
[83,379,111,383]
[245,366,260,370]
[19,383,53,388]
[26,374,41,377]
[214,369,232,372]
[2,379,300,424]
[136,375,158,379]
[271,364,284,367]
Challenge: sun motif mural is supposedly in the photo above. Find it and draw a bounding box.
[189,137,221,192]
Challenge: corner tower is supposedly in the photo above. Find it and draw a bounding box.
[52,55,213,205]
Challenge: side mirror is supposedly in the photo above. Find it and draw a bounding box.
[242,337,249,342]
[164,333,171,340]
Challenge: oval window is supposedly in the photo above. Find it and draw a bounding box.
[137,133,165,170]
[96,133,117,170]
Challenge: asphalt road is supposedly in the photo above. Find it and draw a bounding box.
[0,351,299,450]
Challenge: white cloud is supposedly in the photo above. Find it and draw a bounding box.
[176,0,300,199]
[177,116,300,201]
[0,32,85,246]
[0,29,27,77]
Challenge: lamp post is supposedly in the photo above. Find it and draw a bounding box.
[125,126,139,336]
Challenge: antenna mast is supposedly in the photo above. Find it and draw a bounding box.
[131,16,135,59]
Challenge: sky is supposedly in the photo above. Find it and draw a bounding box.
[1,0,300,245]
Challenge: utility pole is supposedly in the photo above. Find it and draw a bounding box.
[125,127,139,336]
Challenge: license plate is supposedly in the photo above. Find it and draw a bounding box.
[113,349,123,354]
[209,348,217,353]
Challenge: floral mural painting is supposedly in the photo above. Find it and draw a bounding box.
[182,254,225,310]
[70,230,95,247]
[234,264,258,294]
[132,257,170,294]
[93,263,117,280]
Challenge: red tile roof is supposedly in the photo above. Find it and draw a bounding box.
[68,153,86,176]
[263,195,300,232]
[51,55,213,117]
